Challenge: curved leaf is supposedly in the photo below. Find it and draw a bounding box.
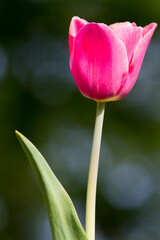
[15,131,88,240]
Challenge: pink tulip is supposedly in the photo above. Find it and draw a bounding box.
[69,17,157,102]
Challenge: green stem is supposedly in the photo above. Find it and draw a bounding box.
[85,102,106,240]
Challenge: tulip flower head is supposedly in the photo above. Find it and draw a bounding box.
[69,17,157,102]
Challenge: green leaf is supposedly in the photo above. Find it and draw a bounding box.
[15,131,88,240]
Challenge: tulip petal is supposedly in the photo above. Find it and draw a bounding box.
[119,23,157,98]
[70,23,128,101]
[109,22,132,31]
[69,16,88,55]
[132,22,137,27]
[142,22,157,37]
[111,25,143,62]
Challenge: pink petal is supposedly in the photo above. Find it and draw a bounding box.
[142,22,157,37]
[111,25,143,62]
[119,23,157,98]
[109,22,133,31]
[70,23,128,101]
[69,16,88,55]
[132,22,137,27]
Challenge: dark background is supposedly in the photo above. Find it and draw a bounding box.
[0,0,160,239]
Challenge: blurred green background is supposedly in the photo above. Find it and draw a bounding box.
[0,0,160,239]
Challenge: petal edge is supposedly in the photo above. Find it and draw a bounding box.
[69,17,88,55]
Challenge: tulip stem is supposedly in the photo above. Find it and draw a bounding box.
[85,101,105,240]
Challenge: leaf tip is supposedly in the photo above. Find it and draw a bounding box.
[15,129,19,135]
[15,130,22,138]
[15,130,26,145]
